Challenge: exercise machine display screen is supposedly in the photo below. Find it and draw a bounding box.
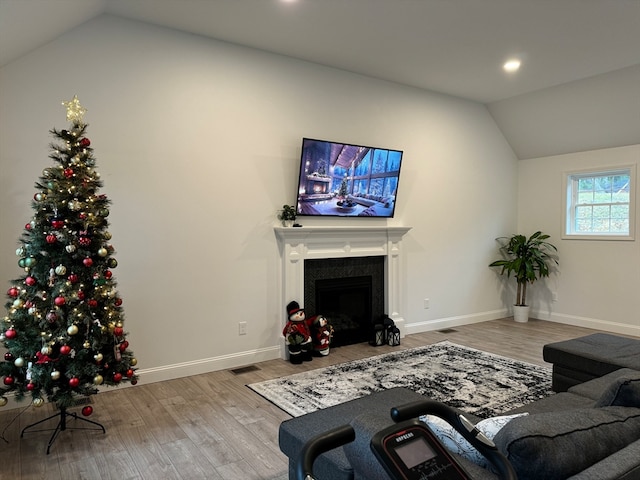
[394,436,437,469]
[371,420,470,480]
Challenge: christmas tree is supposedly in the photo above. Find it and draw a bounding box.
[0,96,138,412]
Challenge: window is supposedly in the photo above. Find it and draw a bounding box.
[563,165,636,240]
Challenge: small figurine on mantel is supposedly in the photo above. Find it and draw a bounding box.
[283,301,314,364]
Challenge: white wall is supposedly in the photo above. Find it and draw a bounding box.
[518,145,640,336]
[0,14,519,384]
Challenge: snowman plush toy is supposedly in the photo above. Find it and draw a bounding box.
[282,301,313,364]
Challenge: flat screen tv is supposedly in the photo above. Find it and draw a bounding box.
[295,138,403,217]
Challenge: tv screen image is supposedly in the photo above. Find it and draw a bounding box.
[296,138,403,218]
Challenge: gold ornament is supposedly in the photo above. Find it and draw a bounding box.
[62,95,87,122]
[50,370,61,380]
[130,358,137,366]
[93,375,103,385]
[67,325,79,335]
[33,397,44,407]
[0,397,7,407]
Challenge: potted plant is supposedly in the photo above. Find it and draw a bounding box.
[489,231,558,322]
[278,204,297,227]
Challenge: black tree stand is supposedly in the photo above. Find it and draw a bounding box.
[21,406,105,454]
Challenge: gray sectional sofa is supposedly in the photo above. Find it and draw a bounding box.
[279,335,640,480]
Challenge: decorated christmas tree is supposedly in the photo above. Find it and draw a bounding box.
[0,96,138,413]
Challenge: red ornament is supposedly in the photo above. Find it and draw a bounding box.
[104,270,112,279]
[4,328,17,339]
[46,311,58,323]
[25,276,37,286]
[3,376,14,386]
[46,234,57,244]
[114,298,123,307]
[25,223,32,230]
[79,237,91,246]
[59,345,72,355]
[4,352,14,361]
[77,290,85,300]
[80,138,91,147]
[54,296,66,306]
[113,327,124,337]
[83,257,93,267]
[26,382,36,391]
[82,405,93,416]
[113,373,122,383]
[63,168,74,178]
[68,377,80,388]
[88,299,98,308]
[119,341,129,352]
[51,219,65,229]
[126,369,134,378]
[68,274,79,284]
[79,213,87,220]
[7,287,19,298]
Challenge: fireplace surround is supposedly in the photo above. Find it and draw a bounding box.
[275,225,411,357]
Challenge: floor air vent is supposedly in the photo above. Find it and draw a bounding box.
[437,328,458,334]
[230,365,261,375]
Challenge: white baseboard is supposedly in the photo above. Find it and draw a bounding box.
[404,309,508,335]
[534,311,640,337]
[0,345,282,411]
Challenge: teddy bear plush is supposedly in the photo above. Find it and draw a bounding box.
[282,301,313,364]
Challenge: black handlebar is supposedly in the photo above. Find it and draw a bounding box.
[295,424,356,480]
[391,400,517,480]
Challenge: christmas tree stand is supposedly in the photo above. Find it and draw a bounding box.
[21,406,105,454]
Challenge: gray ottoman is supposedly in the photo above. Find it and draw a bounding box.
[543,333,640,392]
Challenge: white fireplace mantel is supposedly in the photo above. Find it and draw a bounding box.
[275,225,411,353]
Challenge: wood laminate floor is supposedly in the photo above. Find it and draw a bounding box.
[0,318,634,480]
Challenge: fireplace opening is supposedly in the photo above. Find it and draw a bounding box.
[315,276,372,347]
[304,256,385,347]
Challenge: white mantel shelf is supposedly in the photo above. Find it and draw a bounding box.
[274,225,412,357]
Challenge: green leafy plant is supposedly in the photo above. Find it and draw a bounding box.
[277,204,296,222]
[489,231,558,306]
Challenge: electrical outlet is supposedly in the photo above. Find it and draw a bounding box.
[424,298,430,309]
[238,322,247,335]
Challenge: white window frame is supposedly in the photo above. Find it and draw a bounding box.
[562,164,636,241]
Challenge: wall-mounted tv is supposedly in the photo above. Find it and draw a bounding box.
[295,138,403,218]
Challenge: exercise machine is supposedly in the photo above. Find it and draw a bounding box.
[295,399,517,480]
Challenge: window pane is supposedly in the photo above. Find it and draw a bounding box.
[576,219,592,232]
[611,219,629,233]
[577,191,593,204]
[592,205,610,218]
[576,205,592,218]
[578,178,593,190]
[593,218,610,232]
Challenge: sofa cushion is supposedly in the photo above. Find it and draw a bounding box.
[493,406,640,480]
[568,368,640,401]
[594,372,640,407]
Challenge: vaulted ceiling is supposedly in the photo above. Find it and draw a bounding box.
[1,0,639,158]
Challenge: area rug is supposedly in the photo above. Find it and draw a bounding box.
[248,341,553,418]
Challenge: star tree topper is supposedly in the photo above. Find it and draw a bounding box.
[62,95,87,122]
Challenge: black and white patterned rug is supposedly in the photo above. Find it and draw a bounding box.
[248,341,553,418]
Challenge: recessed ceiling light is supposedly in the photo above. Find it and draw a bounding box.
[503,59,521,73]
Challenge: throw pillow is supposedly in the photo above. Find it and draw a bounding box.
[594,373,640,407]
[493,406,640,480]
[420,413,528,468]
